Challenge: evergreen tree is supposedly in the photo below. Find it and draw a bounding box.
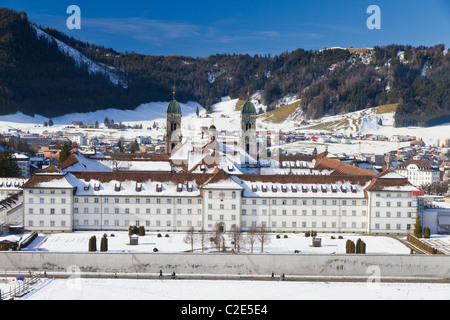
[414,214,423,238]
[58,142,71,164]
[0,150,21,177]
[423,227,431,239]
[104,117,110,128]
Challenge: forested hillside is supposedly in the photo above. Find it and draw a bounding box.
[0,8,448,127]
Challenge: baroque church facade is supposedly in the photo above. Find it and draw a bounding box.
[22,98,420,235]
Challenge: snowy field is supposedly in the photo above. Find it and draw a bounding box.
[1,278,447,300]
[20,231,412,255]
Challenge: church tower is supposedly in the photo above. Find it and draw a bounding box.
[240,100,257,160]
[165,90,182,154]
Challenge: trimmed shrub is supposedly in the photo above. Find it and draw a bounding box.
[100,234,108,252]
[138,226,146,236]
[424,227,431,239]
[89,236,97,252]
[355,239,367,254]
[360,240,366,254]
[153,248,159,252]
[346,240,355,254]
[128,226,139,236]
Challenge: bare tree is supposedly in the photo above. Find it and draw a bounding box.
[198,227,208,253]
[183,226,196,252]
[229,224,246,253]
[210,223,225,252]
[256,223,271,253]
[246,226,258,253]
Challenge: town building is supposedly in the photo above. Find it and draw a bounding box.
[13,153,31,177]
[394,159,441,187]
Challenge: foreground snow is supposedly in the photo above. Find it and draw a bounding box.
[19,278,450,300]
[22,231,412,255]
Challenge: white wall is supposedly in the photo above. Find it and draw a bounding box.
[0,252,449,279]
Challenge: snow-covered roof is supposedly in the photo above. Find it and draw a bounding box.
[22,167,73,189]
[233,175,372,198]
[0,178,28,189]
[59,153,112,173]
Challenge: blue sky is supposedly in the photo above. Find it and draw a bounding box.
[4,0,450,57]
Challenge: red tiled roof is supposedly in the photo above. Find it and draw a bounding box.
[315,157,377,177]
[395,159,435,171]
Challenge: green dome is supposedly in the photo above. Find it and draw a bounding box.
[241,100,256,115]
[167,99,182,114]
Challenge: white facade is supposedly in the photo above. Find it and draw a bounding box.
[22,167,419,235]
[24,187,74,232]
[395,160,440,187]
[368,191,416,234]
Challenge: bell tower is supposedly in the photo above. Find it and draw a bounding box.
[165,89,182,154]
[240,100,257,159]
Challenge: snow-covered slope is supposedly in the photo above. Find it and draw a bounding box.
[32,25,128,88]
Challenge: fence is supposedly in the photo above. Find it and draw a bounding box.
[406,234,445,255]
[0,275,41,300]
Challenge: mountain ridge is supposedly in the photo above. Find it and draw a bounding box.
[0,8,449,127]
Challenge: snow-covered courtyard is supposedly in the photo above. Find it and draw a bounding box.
[19,231,412,255]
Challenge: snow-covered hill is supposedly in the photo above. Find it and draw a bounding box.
[33,25,128,88]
